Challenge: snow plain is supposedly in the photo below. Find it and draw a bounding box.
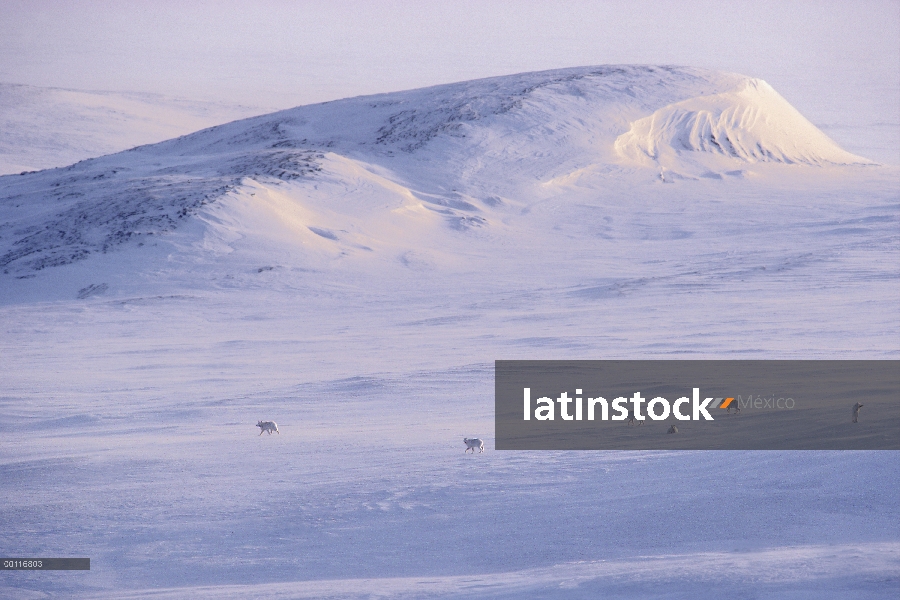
[1,66,898,598]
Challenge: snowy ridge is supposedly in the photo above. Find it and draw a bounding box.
[0,65,871,277]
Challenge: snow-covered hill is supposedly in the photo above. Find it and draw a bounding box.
[0,65,877,280]
[1,66,898,599]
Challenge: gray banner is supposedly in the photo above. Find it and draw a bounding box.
[1,558,90,570]
[495,361,900,449]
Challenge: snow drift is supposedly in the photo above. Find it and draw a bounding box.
[614,78,869,168]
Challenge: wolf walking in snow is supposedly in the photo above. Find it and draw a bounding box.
[626,408,645,426]
[464,438,484,453]
[257,420,279,435]
[852,403,863,423]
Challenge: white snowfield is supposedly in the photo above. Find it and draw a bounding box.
[87,543,900,599]
[0,66,897,598]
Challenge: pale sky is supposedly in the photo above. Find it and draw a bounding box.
[1,0,898,161]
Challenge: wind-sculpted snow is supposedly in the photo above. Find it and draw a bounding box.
[614,78,869,168]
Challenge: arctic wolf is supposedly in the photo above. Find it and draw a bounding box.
[626,409,645,426]
[257,421,279,435]
[464,438,484,453]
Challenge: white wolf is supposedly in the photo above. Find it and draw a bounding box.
[852,403,863,423]
[257,421,279,435]
[464,438,484,453]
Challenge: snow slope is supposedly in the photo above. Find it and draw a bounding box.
[0,66,897,598]
[0,83,271,175]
